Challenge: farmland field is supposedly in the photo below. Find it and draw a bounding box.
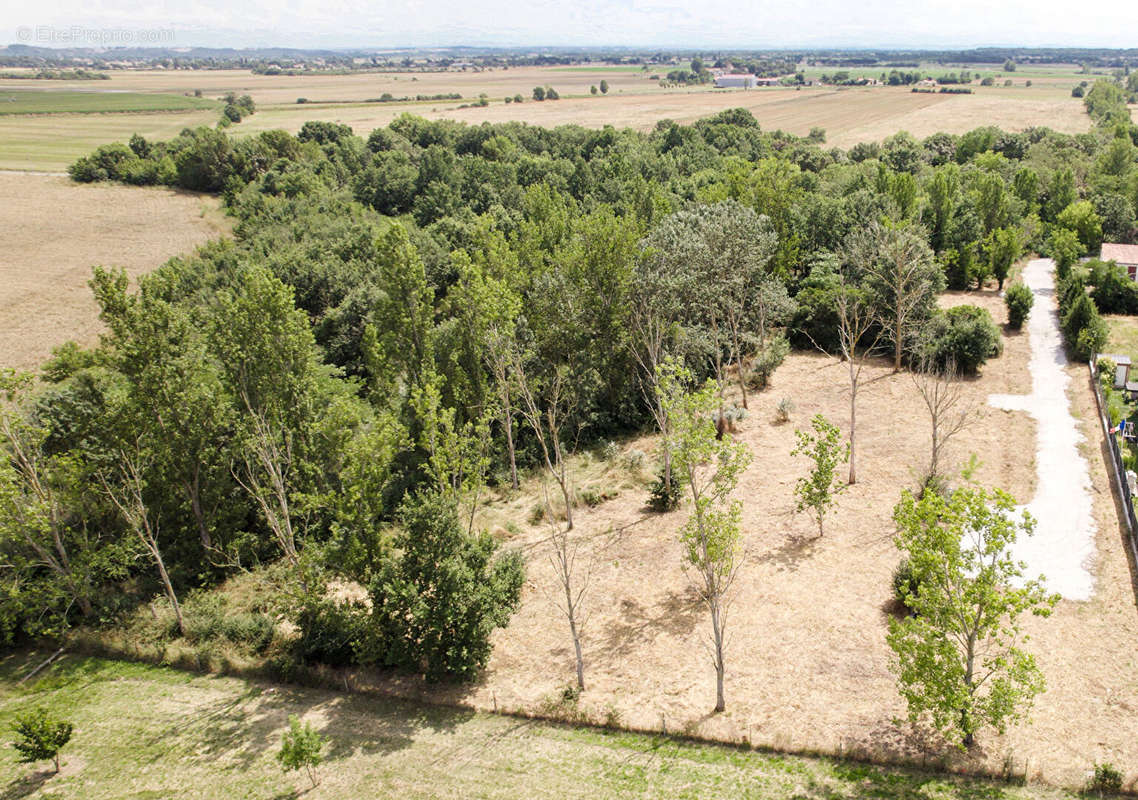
[0,651,1080,799]
[0,65,1095,172]
[0,172,228,370]
[0,89,219,115]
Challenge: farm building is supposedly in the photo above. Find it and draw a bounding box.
[714,74,757,88]
[1101,242,1138,280]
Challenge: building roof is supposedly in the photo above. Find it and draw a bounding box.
[1101,243,1138,264]
[1101,353,1133,365]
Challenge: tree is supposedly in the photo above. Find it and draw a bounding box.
[791,414,848,536]
[368,492,524,681]
[12,708,72,773]
[541,481,593,691]
[101,447,186,637]
[532,86,546,101]
[662,368,752,712]
[986,226,1022,291]
[850,222,944,371]
[1049,227,1082,279]
[277,714,325,788]
[590,84,598,95]
[833,275,882,485]
[599,79,609,94]
[909,359,977,486]
[1057,200,1104,254]
[888,485,1057,748]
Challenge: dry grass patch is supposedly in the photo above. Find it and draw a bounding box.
[0,173,228,371]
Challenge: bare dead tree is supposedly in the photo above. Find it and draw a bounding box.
[232,406,299,566]
[101,450,185,637]
[541,480,591,691]
[514,358,576,531]
[910,357,978,487]
[835,279,883,486]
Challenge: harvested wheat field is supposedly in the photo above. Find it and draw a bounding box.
[0,173,228,370]
[346,287,1138,790]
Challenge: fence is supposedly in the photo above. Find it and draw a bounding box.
[1088,360,1138,557]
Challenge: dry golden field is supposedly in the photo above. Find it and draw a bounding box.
[335,288,1138,790]
[0,65,1094,172]
[0,172,228,370]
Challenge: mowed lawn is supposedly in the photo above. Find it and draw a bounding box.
[0,651,1079,800]
[0,89,219,115]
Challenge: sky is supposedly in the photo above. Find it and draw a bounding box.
[4,0,1138,51]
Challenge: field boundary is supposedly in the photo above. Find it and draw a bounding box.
[1088,361,1138,562]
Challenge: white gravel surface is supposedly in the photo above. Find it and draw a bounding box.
[988,258,1096,600]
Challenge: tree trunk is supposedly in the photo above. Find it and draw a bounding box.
[894,327,903,372]
[712,601,726,712]
[186,469,211,551]
[503,405,518,491]
[569,610,585,691]
[154,546,185,637]
[848,376,858,486]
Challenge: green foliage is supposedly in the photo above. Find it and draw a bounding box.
[277,714,325,787]
[791,414,848,536]
[887,485,1057,748]
[11,707,73,772]
[1057,200,1104,254]
[1049,227,1082,279]
[918,305,1003,374]
[1089,259,1138,314]
[1088,762,1124,794]
[1062,293,1108,361]
[648,465,683,512]
[367,492,524,681]
[746,335,789,390]
[1004,283,1034,330]
[891,559,919,610]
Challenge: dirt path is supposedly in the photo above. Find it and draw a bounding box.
[988,258,1097,600]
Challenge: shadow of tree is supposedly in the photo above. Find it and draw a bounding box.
[751,533,820,572]
[599,587,702,657]
[0,768,52,800]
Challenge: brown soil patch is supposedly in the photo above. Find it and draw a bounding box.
[0,173,228,371]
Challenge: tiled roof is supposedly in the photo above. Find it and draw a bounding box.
[1101,243,1138,264]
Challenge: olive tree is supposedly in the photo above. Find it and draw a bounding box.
[661,364,752,712]
[887,485,1057,748]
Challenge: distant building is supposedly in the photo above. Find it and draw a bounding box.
[714,74,757,88]
[1101,243,1138,280]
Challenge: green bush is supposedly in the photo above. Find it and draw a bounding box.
[366,492,525,681]
[1087,762,1123,794]
[918,305,1003,374]
[1004,283,1034,329]
[648,466,683,512]
[892,559,920,609]
[1090,259,1138,315]
[1062,293,1108,361]
[277,714,325,788]
[747,335,790,390]
[294,599,369,667]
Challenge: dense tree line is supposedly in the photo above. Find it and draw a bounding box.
[6,100,1138,686]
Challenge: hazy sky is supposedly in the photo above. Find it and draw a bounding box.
[5,0,1138,50]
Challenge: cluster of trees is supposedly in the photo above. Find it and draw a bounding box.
[219,92,256,127]
[5,102,1133,732]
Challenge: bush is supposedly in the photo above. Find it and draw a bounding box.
[366,492,525,681]
[918,305,1003,374]
[1087,762,1123,794]
[293,598,369,667]
[1090,259,1138,315]
[11,708,72,773]
[747,335,790,390]
[892,559,920,609]
[1005,283,1034,329]
[776,396,795,422]
[1075,318,1109,362]
[600,440,620,462]
[622,448,646,472]
[648,466,682,512]
[1062,293,1108,361]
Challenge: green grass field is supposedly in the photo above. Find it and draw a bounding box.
[0,90,219,115]
[0,650,1082,799]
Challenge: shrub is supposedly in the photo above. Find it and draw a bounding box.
[648,466,682,512]
[747,335,790,390]
[601,440,621,462]
[11,708,73,773]
[1098,357,1118,392]
[1087,762,1123,794]
[622,449,646,472]
[1075,318,1109,362]
[294,599,369,667]
[1005,283,1034,329]
[918,305,1003,374]
[892,559,920,609]
[1090,260,1138,315]
[366,492,525,681]
[277,714,325,788]
[1062,293,1108,361]
[776,396,795,422]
